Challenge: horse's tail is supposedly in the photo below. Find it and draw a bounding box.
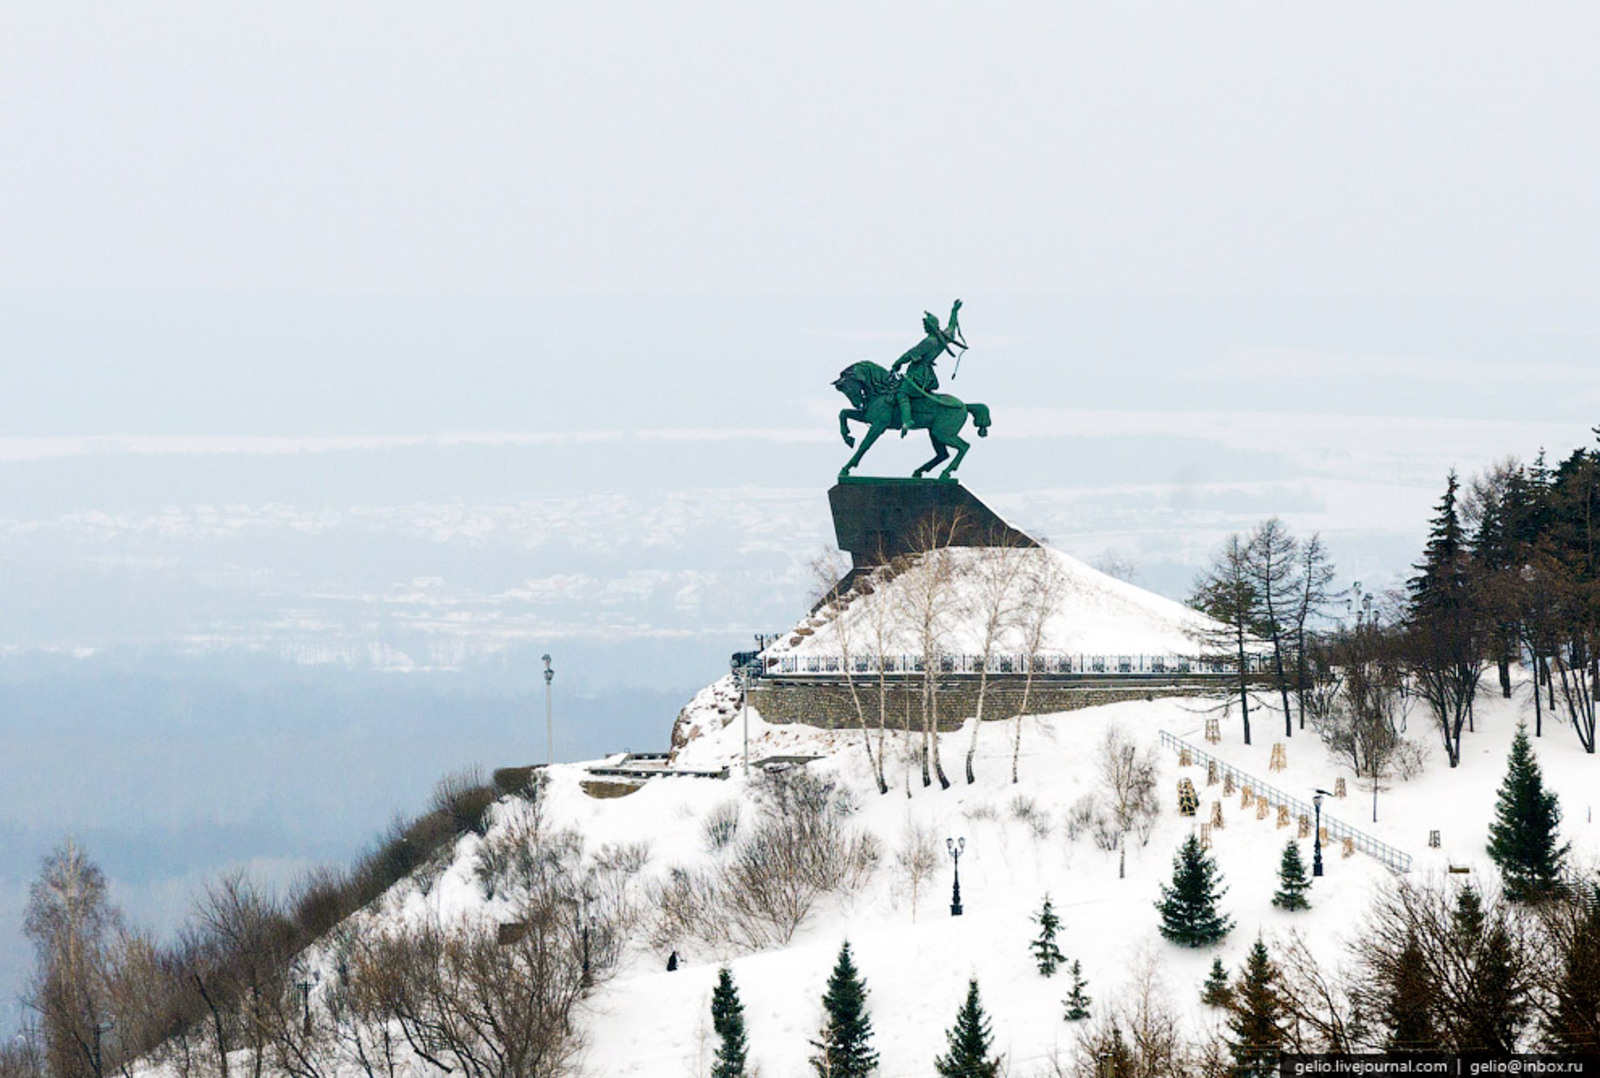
[967,402,991,437]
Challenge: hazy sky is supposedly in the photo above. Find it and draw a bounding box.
[5,0,1600,1036]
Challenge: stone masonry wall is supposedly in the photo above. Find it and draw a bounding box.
[747,679,1212,731]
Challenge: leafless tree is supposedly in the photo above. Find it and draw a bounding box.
[810,549,888,793]
[894,510,971,789]
[964,534,1027,783]
[23,840,122,1078]
[1096,727,1159,844]
[893,818,940,922]
[1012,548,1066,783]
[1189,534,1261,745]
[1247,518,1302,738]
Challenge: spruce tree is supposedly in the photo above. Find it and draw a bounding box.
[1226,938,1285,1078]
[1201,955,1233,1008]
[1486,722,1570,899]
[1546,886,1600,1053]
[933,978,1002,1078]
[1271,841,1312,911]
[710,966,748,1078]
[1382,932,1436,1051]
[1061,961,1092,1022]
[1452,883,1485,942]
[1155,834,1233,947]
[1030,894,1065,976]
[810,941,878,1077]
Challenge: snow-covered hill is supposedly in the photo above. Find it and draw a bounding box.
[338,674,1599,1076]
[768,545,1213,662]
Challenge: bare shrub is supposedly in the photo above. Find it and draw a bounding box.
[701,801,742,852]
[1065,795,1097,842]
[429,767,497,837]
[654,770,879,952]
[1067,955,1191,1078]
[894,820,941,922]
[964,801,999,824]
[1009,794,1053,840]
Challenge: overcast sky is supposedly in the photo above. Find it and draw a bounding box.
[5,0,1600,1035]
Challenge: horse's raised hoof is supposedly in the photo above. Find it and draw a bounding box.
[843,435,856,448]
[978,428,989,438]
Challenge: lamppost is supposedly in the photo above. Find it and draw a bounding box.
[946,837,966,916]
[295,971,319,1037]
[578,892,594,988]
[542,654,554,766]
[730,643,763,776]
[1312,788,1332,877]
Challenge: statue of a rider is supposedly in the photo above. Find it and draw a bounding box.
[890,299,966,436]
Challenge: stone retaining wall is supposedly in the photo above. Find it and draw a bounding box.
[746,678,1213,730]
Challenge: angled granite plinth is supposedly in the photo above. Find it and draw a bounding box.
[828,477,1037,569]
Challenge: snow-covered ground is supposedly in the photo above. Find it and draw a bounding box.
[378,671,1598,1077]
[768,545,1212,661]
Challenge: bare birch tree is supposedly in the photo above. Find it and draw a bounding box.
[1013,548,1066,783]
[963,535,1027,783]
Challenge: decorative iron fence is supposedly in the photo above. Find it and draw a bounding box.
[1157,730,1413,874]
[767,653,1272,677]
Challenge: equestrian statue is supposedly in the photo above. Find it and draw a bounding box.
[834,299,991,480]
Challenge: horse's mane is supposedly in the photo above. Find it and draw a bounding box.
[845,360,894,394]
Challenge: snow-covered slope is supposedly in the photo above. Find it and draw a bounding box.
[769,545,1213,662]
[348,674,1599,1076]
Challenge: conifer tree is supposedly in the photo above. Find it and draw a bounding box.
[1452,883,1486,942]
[1382,932,1437,1051]
[933,978,1002,1078]
[1201,955,1233,1008]
[1061,961,1092,1022]
[1271,841,1312,911]
[1546,886,1600,1053]
[1226,938,1285,1078]
[1155,834,1233,947]
[810,941,878,1078]
[1486,723,1570,899]
[1030,894,1065,976]
[710,966,748,1078]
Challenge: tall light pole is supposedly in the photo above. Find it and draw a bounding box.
[542,654,554,766]
[1312,788,1331,877]
[946,836,966,916]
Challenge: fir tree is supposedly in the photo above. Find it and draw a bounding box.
[1486,722,1570,899]
[710,966,748,1078]
[1061,961,1092,1022]
[1030,894,1065,976]
[1226,938,1285,1078]
[1201,955,1233,1008]
[933,979,1002,1078]
[1452,883,1486,942]
[1546,885,1600,1053]
[1271,841,1312,911]
[1382,932,1437,1051]
[810,941,878,1078]
[1155,834,1233,947]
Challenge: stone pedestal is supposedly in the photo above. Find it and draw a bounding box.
[827,478,1036,569]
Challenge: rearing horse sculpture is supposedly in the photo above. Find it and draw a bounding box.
[834,360,991,480]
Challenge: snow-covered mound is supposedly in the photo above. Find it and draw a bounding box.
[770,545,1213,662]
[331,673,1600,1076]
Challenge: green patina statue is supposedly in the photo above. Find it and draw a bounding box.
[834,299,991,480]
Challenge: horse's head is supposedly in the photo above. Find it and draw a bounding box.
[833,365,868,410]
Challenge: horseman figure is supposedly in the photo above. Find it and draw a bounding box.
[833,299,991,481]
[890,301,966,436]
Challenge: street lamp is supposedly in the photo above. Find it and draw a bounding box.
[295,971,320,1037]
[578,892,594,987]
[1312,788,1332,877]
[542,654,554,766]
[946,837,966,916]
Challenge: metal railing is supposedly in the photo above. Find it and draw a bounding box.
[767,653,1272,678]
[1157,730,1413,874]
